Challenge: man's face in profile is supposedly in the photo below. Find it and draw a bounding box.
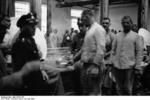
[22,24,36,37]
[78,24,87,36]
[81,14,91,27]
[1,16,11,29]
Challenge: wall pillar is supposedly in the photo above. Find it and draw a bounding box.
[0,0,15,17]
[30,0,42,29]
[100,0,109,24]
[138,0,149,29]
[46,0,52,48]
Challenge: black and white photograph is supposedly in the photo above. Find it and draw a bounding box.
[0,0,150,97]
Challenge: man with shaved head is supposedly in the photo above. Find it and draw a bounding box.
[111,16,143,95]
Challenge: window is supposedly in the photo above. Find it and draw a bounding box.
[41,5,47,34]
[71,18,78,31]
[15,1,30,18]
[15,1,47,34]
[71,9,83,18]
[71,9,83,30]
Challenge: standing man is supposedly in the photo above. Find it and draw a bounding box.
[102,17,115,95]
[11,13,47,60]
[70,28,75,39]
[50,29,59,48]
[111,16,143,95]
[61,30,72,48]
[80,9,106,95]
[102,17,115,58]
[12,13,41,72]
[71,18,87,95]
[71,18,86,56]
[0,14,11,78]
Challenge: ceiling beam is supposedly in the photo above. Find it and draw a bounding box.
[56,0,138,8]
[56,0,98,7]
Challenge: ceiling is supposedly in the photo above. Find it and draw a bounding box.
[55,0,138,8]
[15,0,139,8]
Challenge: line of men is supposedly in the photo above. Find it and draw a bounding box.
[72,9,143,95]
[0,9,144,95]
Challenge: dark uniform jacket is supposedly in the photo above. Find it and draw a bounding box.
[12,37,40,72]
[11,37,45,95]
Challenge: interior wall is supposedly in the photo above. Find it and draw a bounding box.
[9,0,71,42]
[109,4,138,31]
[71,4,139,32]
[9,1,150,41]
[51,0,71,41]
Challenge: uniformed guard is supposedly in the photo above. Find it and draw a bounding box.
[12,12,40,72]
[11,13,47,95]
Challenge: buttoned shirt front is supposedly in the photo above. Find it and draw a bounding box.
[112,31,143,69]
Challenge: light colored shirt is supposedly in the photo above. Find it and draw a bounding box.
[11,30,20,46]
[81,22,106,65]
[49,32,59,48]
[112,31,143,69]
[138,28,150,49]
[2,30,13,47]
[33,28,47,60]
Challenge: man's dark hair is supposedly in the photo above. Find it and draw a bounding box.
[121,16,133,24]
[103,17,111,22]
[82,9,94,17]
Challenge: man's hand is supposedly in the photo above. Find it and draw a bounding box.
[0,61,46,91]
[73,60,83,70]
[41,70,49,81]
[73,50,81,62]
